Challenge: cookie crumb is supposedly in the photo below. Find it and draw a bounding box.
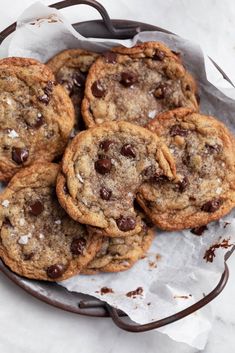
[100,287,114,295]
[126,287,143,298]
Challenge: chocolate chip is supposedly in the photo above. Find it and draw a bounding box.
[121,144,136,158]
[191,225,208,236]
[99,139,114,152]
[63,184,69,194]
[170,124,189,137]
[100,187,112,200]
[12,147,29,164]
[38,94,50,105]
[154,83,167,99]
[70,237,86,255]
[120,72,138,87]
[33,114,44,129]
[116,216,136,232]
[103,51,117,64]
[38,81,54,105]
[3,217,13,227]
[72,72,86,88]
[58,79,74,94]
[95,158,112,174]
[152,49,165,61]
[176,176,189,193]
[201,198,223,213]
[24,252,34,261]
[29,200,44,216]
[205,143,222,154]
[91,80,106,98]
[47,264,65,279]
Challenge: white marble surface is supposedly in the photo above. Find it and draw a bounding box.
[0,0,235,352]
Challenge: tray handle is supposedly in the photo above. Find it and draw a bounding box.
[52,0,140,38]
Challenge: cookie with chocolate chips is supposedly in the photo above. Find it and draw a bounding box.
[137,108,235,230]
[0,57,75,181]
[56,121,176,237]
[83,215,154,274]
[0,163,102,281]
[47,49,98,131]
[81,42,198,128]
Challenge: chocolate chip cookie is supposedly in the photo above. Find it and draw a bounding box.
[0,57,75,181]
[0,163,102,281]
[81,42,198,128]
[83,216,154,274]
[56,121,176,237]
[47,49,98,131]
[137,108,235,230]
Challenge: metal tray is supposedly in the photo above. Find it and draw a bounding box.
[0,0,234,333]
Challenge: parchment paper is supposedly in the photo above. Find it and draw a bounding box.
[0,2,235,349]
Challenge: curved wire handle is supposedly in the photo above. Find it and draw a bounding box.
[104,263,229,332]
[0,0,139,44]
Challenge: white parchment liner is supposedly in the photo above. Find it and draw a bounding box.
[0,2,235,349]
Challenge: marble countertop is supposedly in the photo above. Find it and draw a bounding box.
[0,0,235,352]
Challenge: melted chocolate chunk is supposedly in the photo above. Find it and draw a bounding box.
[100,187,112,200]
[91,80,106,98]
[201,198,223,213]
[12,147,29,164]
[203,238,232,263]
[154,82,167,99]
[95,158,112,174]
[24,252,34,261]
[3,217,13,227]
[70,237,86,255]
[191,225,208,236]
[38,94,50,105]
[176,176,189,193]
[99,139,114,152]
[121,144,136,158]
[29,200,44,216]
[47,264,66,279]
[120,72,138,87]
[116,216,136,232]
[58,79,74,94]
[72,72,86,88]
[103,51,117,64]
[196,93,200,104]
[152,49,165,61]
[205,143,222,154]
[170,124,189,137]
[33,114,44,129]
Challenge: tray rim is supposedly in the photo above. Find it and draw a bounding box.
[0,0,234,331]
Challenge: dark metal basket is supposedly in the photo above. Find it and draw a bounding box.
[0,0,234,333]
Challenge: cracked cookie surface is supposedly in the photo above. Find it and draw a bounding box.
[82,42,198,128]
[137,108,235,230]
[0,57,75,181]
[57,121,176,237]
[0,163,102,281]
[47,49,98,131]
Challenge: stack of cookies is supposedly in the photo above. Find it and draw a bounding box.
[0,42,235,282]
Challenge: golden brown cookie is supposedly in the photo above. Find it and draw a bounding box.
[56,121,176,237]
[82,42,198,128]
[137,108,235,230]
[0,163,102,281]
[83,215,154,273]
[47,49,98,131]
[0,57,75,181]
